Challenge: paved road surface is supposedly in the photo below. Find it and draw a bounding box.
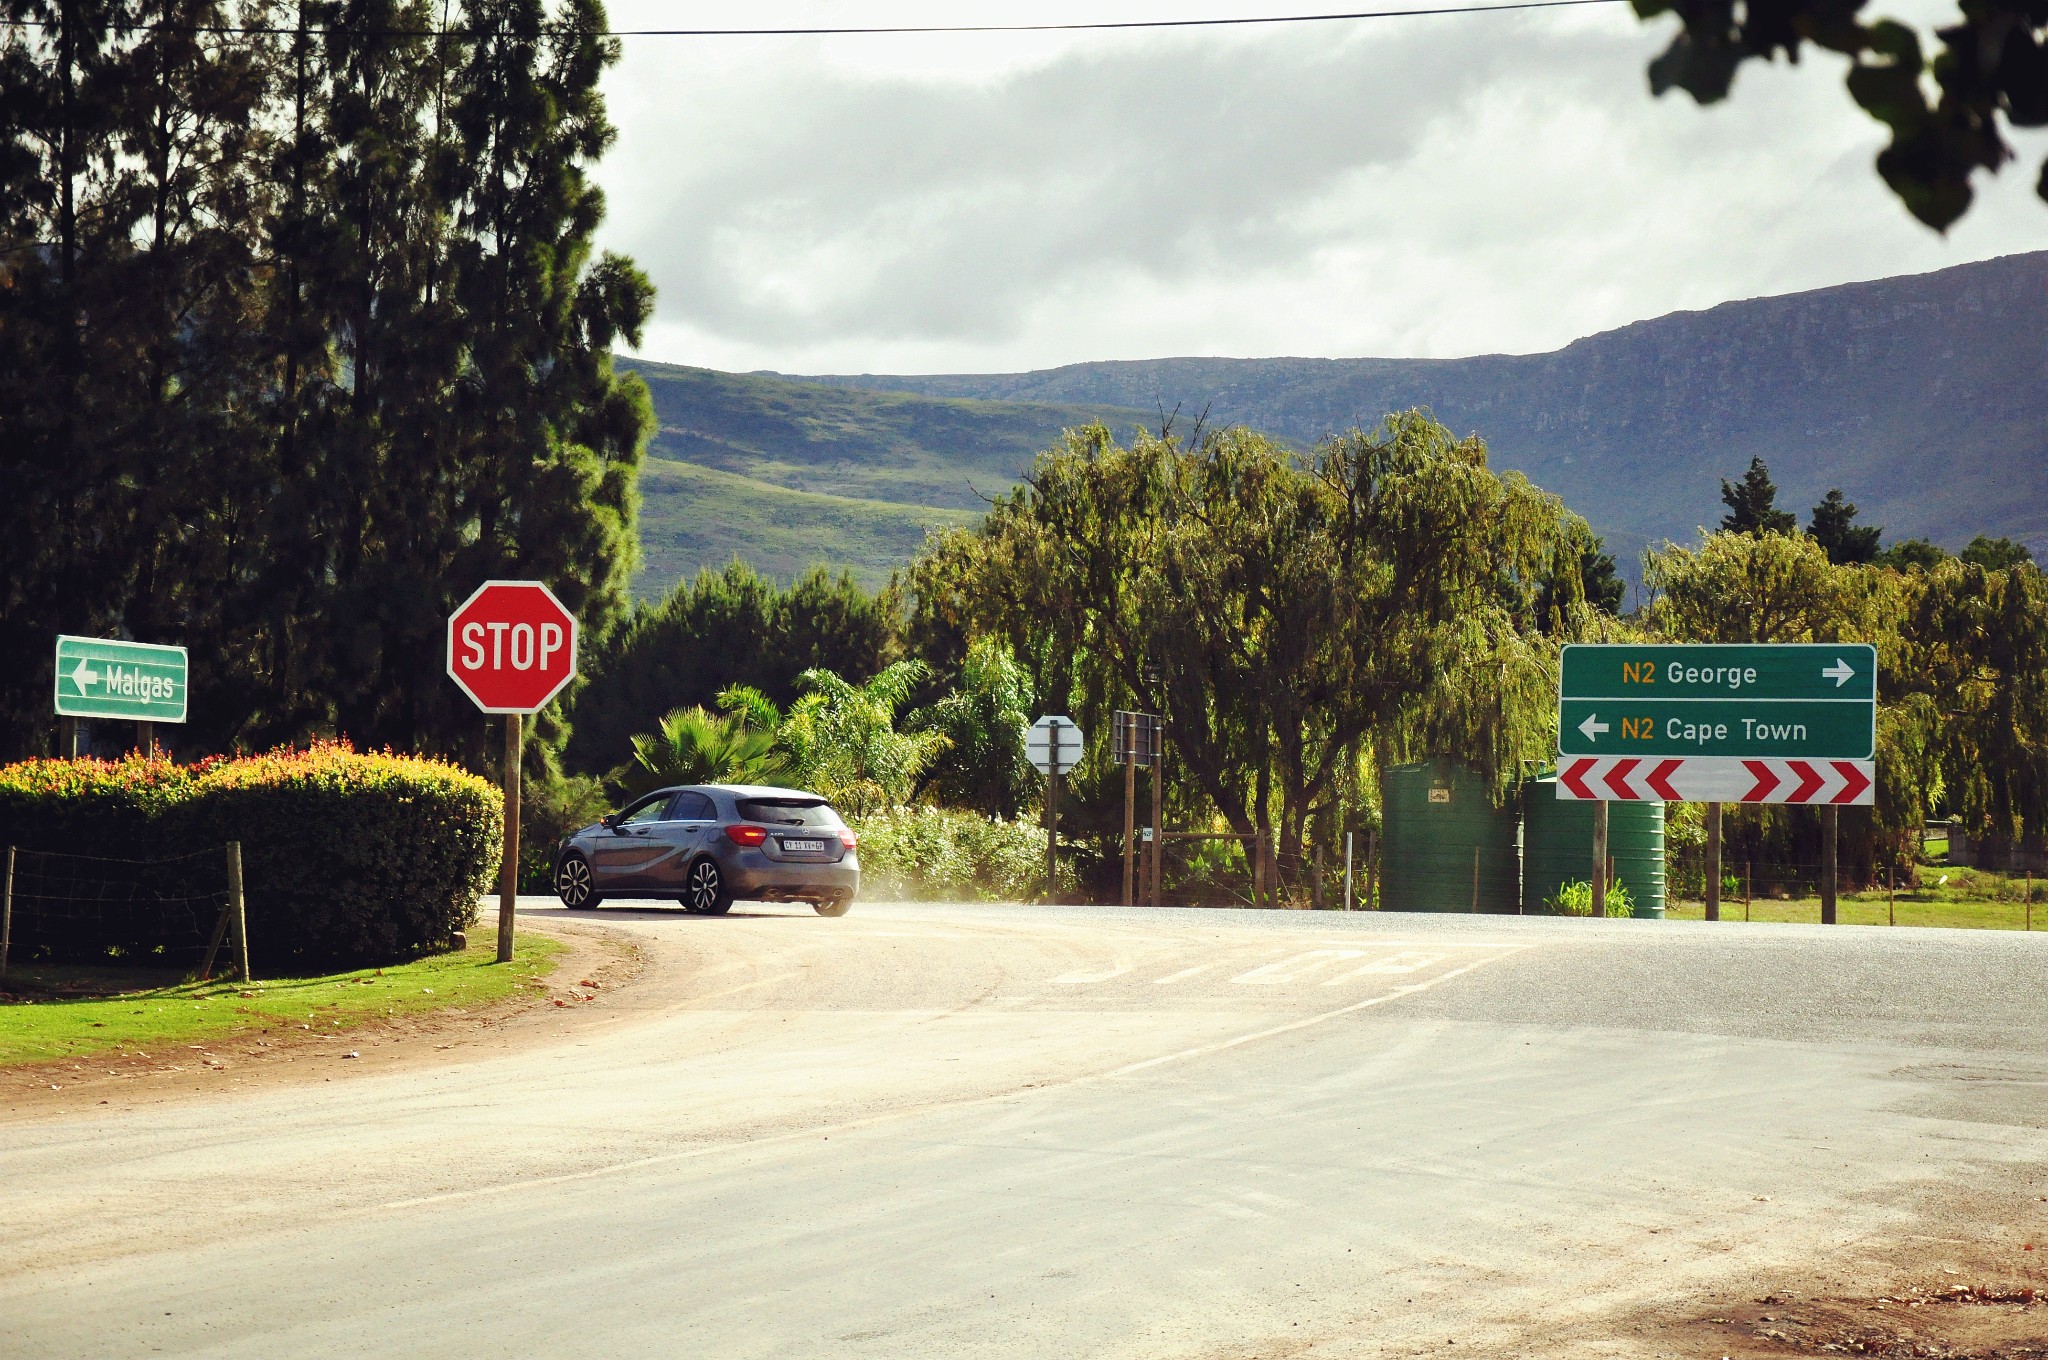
[4,901,2045,1358]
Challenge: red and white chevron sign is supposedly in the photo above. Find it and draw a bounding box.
[1556,757,1874,805]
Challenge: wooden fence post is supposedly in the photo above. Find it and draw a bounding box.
[1,846,13,983]
[227,841,251,983]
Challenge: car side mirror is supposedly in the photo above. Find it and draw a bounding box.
[601,813,620,829]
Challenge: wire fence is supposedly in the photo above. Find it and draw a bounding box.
[2,844,236,976]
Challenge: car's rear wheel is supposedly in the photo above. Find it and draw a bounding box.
[813,893,853,917]
[684,858,733,915]
[556,853,601,910]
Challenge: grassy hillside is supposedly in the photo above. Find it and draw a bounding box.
[617,359,1155,595]
[633,457,979,595]
[622,358,1154,509]
[794,252,2048,565]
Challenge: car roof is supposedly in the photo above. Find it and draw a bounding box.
[643,784,830,801]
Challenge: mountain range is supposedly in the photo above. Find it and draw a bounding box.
[622,251,2048,595]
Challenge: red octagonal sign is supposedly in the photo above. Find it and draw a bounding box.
[446,580,579,714]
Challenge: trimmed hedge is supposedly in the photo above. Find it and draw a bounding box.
[850,806,1068,901]
[0,742,500,971]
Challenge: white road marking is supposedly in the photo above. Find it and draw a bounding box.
[1052,964,1133,985]
[1153,964,1218,986]
[1323,951,1444,983]
[1105,952,1515,1078]
[1231,949,1370,984]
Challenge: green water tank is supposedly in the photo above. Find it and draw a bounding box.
[1379,761,1522,913]
[1521,777,1666,918]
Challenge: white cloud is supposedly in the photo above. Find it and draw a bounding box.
[592,1,2048,374]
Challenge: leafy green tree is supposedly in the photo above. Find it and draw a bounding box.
[0,0,278,757]
[0,1,654,772]
[1901,559,2048,855]
[1808,489,1883,565]
[1877,537,1951,572]
[1719,457,1797,536]
[615,706,790,799]
[565,562,897,777]
[1959,535,2036,571]
[909,636,1037,817]
[741,662,948,817]
[1645,529,1859,643]
[915,413,1579,886]
[1536,518,1626,627]
[1632,0,2048,229]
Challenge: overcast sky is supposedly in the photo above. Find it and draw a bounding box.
[593,0,2047,376]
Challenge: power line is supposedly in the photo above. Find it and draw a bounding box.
[3,0,1629,41]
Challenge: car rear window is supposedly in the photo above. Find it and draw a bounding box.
[736,798,840,828]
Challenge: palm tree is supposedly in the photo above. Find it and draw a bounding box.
[614,707,791,799]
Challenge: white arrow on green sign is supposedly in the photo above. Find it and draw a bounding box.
[54,635,188,722]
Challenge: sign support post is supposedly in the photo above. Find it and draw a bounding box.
[1121,717,1137,907]
[1820,805,1838,926]
[1148,743,1163,906]
[1704,802,1722,922]
[1045,745,1061,903]
[1591,801,1609,918]
[499,713,522,962]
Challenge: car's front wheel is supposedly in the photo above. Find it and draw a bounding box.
[813,893,853,917]
[556,853,602,910]
[684,858,733,915]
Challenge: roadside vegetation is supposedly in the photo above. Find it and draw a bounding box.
[549,431,2044,907]
[0,933,564,1070]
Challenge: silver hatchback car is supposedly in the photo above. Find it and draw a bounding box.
[553,784,859,917]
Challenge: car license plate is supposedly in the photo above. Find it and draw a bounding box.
[782,838,825,852]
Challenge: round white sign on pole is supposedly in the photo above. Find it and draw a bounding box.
[1026,715,1084,776]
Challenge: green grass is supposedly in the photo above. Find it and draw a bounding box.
[0,932,565,1069]
[1665,889,2044,931]
[634,456,979,594]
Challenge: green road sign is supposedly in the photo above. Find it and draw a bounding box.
[1558,643,1875,760]
[53,635,188,723]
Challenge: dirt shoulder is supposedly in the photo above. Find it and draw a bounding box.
[0,916,646,1123]
[1600,1179,2048,1360]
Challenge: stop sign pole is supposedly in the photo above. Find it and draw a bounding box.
[446,581,579,963]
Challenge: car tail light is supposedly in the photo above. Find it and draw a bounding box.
[724,824,768,847]
[838,829,858,849]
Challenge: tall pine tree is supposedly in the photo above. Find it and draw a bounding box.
[1719,456,1797,535]
[0,0,653,764]
[1808,488,1882,565]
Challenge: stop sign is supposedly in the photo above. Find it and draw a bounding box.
[446,580,579,714]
